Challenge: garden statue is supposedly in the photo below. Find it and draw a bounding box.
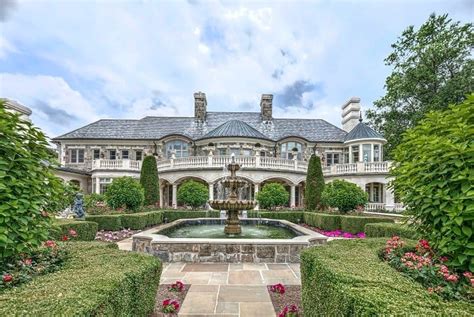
[72,193,85,219]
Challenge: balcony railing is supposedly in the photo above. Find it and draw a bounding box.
[365,202,405,213]
[91,159,141,171]
[323,161,391,176]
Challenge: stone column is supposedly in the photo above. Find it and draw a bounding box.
[172,183,177,209]
[95,177,100,194]
[159,184,164,208]
[209,182,214,201]
[385,185,395,210]
[290,185,296,208]
[254,183,260,210]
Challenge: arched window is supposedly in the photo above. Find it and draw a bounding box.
[280,141,302,160]
[166,140,189,158]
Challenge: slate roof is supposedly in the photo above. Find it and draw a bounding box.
[54,112,348,143]
[344,121,384,142]
[198,120,270,140]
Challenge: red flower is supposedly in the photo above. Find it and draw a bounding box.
[439,256,448,262]
[463,272,472,279]
[44,240,57,248]
[162,299,180,313]
[61,235,69,241]
[68,229,78,237]
[270,283,286,295]
[2,274,13,283]
[162,299,170,306]
[169,280,185,292]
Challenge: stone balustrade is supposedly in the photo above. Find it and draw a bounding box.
[90,159,142,171]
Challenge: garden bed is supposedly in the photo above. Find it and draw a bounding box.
[268,285,302,316]
[95,228,141,242]
[151,283,190,316]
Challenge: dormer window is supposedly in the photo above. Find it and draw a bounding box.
[166,140,189,158]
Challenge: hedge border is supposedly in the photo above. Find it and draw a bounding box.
[365,222,419,240]
[51,220,98,241]
[85,210,163,231]
[340,215,394,233]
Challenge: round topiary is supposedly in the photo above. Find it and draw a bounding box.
[305,154,325,211]
[140,155,159,206]
[177,180,209,209]
[105,177,144,211]
[257,183,289,210]
[321,180,368,213]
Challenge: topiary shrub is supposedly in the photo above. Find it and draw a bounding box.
[391,96,474,271]
[105,177,144,211]
[305,154,325,210]
[51,220,98,241]
[163,210,220,222]
[121,214,147,230]
[247,211,304,223]
[321,180,368,213]
[256,183,289,210]
[364,222,419,240]
[177,180,208,209]
[85,215,122,231]
[303,212,341,231]
[140,155,159,206]
[340,215,394,233]
[0,101,65,263]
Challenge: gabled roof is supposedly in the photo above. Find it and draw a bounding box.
[198,120,270,140]
[344,121,384,142]
[54,112,348,143]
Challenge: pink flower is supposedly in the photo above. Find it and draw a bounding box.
[445,274,458,283]
[270,283,286,295]
[463,272,472,279]
[2,274,13,283]
[23,258,32,266]
[439,256,448,262]
[44,240,56,248]
[68,229,78,237]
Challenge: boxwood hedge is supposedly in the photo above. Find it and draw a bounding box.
[301,239,473,316]
[51,220,98,241]
[247,211,304,223]
[340,215,394,233]
[303,212,341,230]
[365,222,419,240]
[163,210,220,222]
[0,242,162,316]
[86,210,163,231]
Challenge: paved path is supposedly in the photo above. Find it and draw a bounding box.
[161,262,301,317]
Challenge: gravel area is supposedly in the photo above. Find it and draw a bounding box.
[94,229,141,242]
[268,285,302,316]
[151,284,190,317]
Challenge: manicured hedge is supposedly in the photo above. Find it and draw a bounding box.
[247,211,304,223]
[86,210,163,230]
[304,212,341,230]
[0,242,162,316]
[51,220,98,241]
[365,222,419,239]
[163,210,220,222]
[340,215,394,233]
[300,239,473,316]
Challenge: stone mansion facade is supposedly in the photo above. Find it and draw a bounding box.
[45,93,400,211]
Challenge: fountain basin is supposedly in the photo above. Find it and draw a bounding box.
[132,218,327,263]
[209,199,256,210]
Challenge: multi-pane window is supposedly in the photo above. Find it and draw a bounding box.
[326,153,340,166]
[280,142,302,160]
[135,151,142,161]
[166,140,189,158]
[363,144,372,162]
[70,149,84,163]
[260,151,266,157]
[343,148,349,164]
[374,145,380,162]
[351,145,359,163]
[218,148,227,156]
[109,150,116,160]
[93,149,100,160]
[122,150,129,159]
[365,183,383,203]
[99,178,113,195]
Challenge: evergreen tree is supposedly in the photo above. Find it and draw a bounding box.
[140,155,159,206]
[305,154,325,211]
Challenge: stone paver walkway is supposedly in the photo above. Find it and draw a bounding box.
[161,262,301,317]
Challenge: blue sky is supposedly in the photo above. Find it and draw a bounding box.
[0,0,472,138]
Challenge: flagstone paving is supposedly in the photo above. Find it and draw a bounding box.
[160,262,301,316]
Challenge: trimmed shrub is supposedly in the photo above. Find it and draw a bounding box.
[365,222,419,240]
[340,215,394,233]
[144,210,164,227]
[105,177,144,211]
[303,212,341,231]
[391,96,474,271]
[51,220,98,241]
[164,210,220,222]
[85,215,122,231]
[247,211,304,223]
[140,155,159,206]
[177,180,208,209]
[300,239,473,316]
[256,183,289,210]
[86,211,164,230]
[121,214,147,230]
[321,179,368,213]
[305,154,325,210]
[0,242,162,316]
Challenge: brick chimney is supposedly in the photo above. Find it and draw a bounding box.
[341,97,361,132]
[260,94,273,121]
[194,92,207,122]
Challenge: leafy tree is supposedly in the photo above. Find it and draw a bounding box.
[366,13,473,157]
[45,181,79,213]
[105,177,144,211]
[177,180,208,209]
[140,155,159,206]
[0,101,64,262]
[391,96,474,271]
[321,180,368,213]
[305,155,325,210]
[257,183,289,210]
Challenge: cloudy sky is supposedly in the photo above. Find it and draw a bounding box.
[0,0,472,138]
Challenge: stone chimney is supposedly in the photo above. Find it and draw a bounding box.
[260,94,273,121]
[194,92,207,122]
[341,97,361,132]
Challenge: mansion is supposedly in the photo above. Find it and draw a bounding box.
[4,94,401,211]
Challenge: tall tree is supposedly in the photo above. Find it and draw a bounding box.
[366,13,473,157]
[305,154,325,210]
[140,155,159,206]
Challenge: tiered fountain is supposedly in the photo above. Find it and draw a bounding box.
[209,154,255,234]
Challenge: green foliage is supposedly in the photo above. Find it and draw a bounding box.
[163,210,220,222]
[365,222,419,240]
[84,193,105,210]
[0,102,64,261]
[256,183,289,210]
[121,214,147,230]
[0,242,162,316]
[366,14,474,157]
[391,96,474,271]
[86,215,122,231]
[303,213,341,231]
[45,181,79,213]
[177,180,208,209]
[85,211,163,230]
[305,154,325,210]
[247,211,304,223]
[340,215,394,233]
[51,220,98,241]
[300,239,473,316]
[140,155,159,206]
[321,180,368,213]
[105,176,144,211]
